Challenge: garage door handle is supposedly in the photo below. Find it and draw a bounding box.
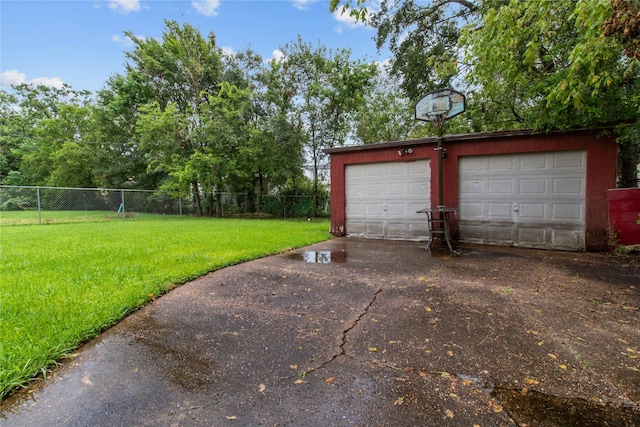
[513,203,519,212]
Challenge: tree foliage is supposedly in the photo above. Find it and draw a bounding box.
[331,0,639,185]
[277,37,377,214]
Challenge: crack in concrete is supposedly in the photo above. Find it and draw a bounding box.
[284,288,383,379]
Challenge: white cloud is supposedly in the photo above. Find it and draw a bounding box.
[0,69,26,87]
[28,77,65,89]
[192,0,220,16]
[107,0,141,14]
[220,46,235,57]
[292,0,316,11]
[111,34,133,47]
[271,49,285,62]
[0,69,64,89]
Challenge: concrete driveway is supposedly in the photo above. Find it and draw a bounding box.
[1,238,639,426]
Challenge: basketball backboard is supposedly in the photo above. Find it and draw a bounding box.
[415,89,466,122]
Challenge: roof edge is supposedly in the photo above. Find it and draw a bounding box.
[324,127,616,154]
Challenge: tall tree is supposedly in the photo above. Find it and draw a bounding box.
[94,71,158,189]
[353,64,418,143]
[122,20,224,214]
[0,84,95,186]
[330,0,485,100]
[279,37,377,214]
[461,0,639,185]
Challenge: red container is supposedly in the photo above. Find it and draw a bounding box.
[608,188,640,245]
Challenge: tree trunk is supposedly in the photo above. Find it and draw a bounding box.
[192,182,202,216]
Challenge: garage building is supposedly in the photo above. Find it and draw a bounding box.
[325,129,617,251]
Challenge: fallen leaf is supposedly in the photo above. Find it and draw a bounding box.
[559,364,567,370]
[445,409,454,418]
[259,383,266,394]
[289,364,298,370]
[368,347,378,352]
[490,401,503,413]
[226,416,237,420]
[537,341,544,346]
[394,396,404,406]
[548,353,558,360]
[524,377,539,385]
[425,307,432,312]
[447,350,454,357]
[294,379,305,384]
[325,377,335,384]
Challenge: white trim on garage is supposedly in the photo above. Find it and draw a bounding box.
[345,160,431,240]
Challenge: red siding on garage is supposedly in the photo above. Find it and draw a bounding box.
[608,188,640,245]
[326,129,618,251]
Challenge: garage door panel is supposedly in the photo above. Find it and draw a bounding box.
[554,151,584,168]
[365,183,384,196]
[488,224,514,243]
[387,182,406,196]
[553,230,582,249]
[346,202,364,216]
[520,153,547,169]
[519,203,546,219]
[490,180,514,193]
[409,182,429,196]
[460,179,483,194]
[460,201,483,218]
[489,156,515,171]
[552,204,583,221]
[488,203,512,218]
[553,178,583,194]
[366,203,384,217]
[387,202,408,216]
[459,151,586,250]
[520,179,546,194]
[346,160,430,240]
[518,228,546,245]
[366,223,384,237]
[386,162,407,175]
[366,164,384,176]
[346,183,364,197]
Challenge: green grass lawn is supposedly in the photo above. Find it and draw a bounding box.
[0,210,154,225]
[0,217,331,399]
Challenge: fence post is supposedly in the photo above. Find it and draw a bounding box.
[37,186,42,225]
[121,190,125,220]
[179,197,183,217]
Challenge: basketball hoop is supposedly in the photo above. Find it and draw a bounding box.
[415,88,465,124]
[414,88,466,207]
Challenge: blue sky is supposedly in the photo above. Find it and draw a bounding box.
[1,0,386,94]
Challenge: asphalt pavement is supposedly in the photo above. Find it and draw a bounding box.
[1,238,639,426]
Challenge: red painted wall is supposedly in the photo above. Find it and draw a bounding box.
[326,129,618,251]
[608,188,640,245]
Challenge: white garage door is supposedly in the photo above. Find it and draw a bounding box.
[346,160,430,240]
[458,151,586,250]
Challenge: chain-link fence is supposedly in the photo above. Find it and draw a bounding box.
[0,185,329,225]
